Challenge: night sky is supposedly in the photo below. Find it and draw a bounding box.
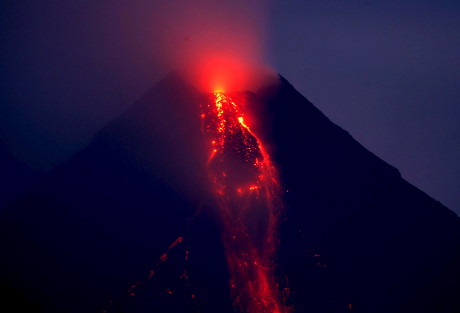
[1,0,459,214]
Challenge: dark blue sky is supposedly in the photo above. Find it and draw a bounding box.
[1,0,459,214]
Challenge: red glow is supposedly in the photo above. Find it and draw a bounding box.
[150,0,272,93]
[189,53,275,93]
[197,55,258,93]
[201,92,289,313]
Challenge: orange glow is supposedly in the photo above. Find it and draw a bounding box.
[150,0,271,93]
[204,56,247,92]
[116,235,185,304]
[201,92,290,313]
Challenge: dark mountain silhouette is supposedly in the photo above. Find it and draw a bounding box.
[0,139,42,210]
[0,73,458,313]
[263,77,460,313]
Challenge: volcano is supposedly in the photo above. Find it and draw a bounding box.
[0,73,459,313]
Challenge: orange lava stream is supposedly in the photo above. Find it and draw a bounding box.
[201,92,288,313]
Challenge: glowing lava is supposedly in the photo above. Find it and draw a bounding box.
[201,92,289,313]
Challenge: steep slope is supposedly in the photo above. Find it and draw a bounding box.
[0,73,458,313]
[0,73,206,312]
[264,76,460,312]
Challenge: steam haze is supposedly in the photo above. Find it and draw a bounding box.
[150,0,272,92]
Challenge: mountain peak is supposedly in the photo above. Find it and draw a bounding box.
[0,73,458,313]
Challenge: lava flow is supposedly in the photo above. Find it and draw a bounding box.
[201,92,289,313]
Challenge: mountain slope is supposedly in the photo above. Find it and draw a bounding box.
[0,73,458,313]
[265,76,460,312]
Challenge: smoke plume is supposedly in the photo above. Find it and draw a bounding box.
[150,0,274,92]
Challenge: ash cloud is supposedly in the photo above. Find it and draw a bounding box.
[149,0,274,92]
